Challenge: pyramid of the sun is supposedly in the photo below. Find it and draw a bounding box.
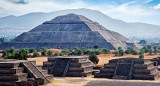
[0,14,135,50]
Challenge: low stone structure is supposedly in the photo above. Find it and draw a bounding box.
[0,59,53,86]
[43,56,95,77]
[95,58,160,80]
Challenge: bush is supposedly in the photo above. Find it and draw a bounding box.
[149,49,153,55]
[47,50,53,56]
[71,50,78,55]
[77,49,84,55]
[19,48,29,55]
[41,49,47,56]
[33,51,39,57]
[139,54,144,59]
[54,53,59,56]
[102,48,110,54]
[94,44,99,49]
[61,49,70,54]
[89,54,99,64]
[113,51,119,56]
[4,51,28,60]
[119,49,124,56]
[59,53,64,56]
[132,50,138,55]
[29,48,35,53]
[95,50,101,55]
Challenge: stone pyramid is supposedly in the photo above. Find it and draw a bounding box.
[95,58,160,80]
[0,14,135,50]
[43,56,95,77]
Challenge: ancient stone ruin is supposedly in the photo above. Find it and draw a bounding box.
[0,59,53,86]
[43,56,95,77]
[0,14,136,50]
[95,58,160,80]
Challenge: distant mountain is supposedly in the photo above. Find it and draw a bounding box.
[0,8,160,41]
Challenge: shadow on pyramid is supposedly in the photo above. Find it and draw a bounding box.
[0,14,136,50]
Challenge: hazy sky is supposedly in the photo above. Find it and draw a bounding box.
[0,0,160,25]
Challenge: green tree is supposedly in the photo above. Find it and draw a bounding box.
[41,49,47,56]
[94,44,99,49]
[54,53,59,56]
[59,53,64,56]
[149,49,153,55]
[89,54,99,64]
[4,51,28,60]
[10,47,16,54]
[61,49,70,54]
[47,50,53,56]
[119,49,124,56]
[33,51,40,57]
[20,48,29,55]
[95,50,101,55]
[139,54,144,59]
[103,48,110,54]
[113,51,119,56]
[132,50,138,55]
[77,49,84,55]
[71,50,78,55]
[29,48,35,53]
[118,47,122,50]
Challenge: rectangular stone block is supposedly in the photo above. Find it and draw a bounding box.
[0,68,23,74]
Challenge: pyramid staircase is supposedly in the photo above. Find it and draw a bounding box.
[50,58,70,77]
[0,59,53,86]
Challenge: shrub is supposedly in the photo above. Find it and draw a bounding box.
[59,53,64,56]
[132,50,138,55]
[102,48,110,54]
[94,44,99,49]
[89,54,99,64]
[41,49,47,56]
[29,48,35,53]
[149,49,153,55]
[54,53,59,56]
[71,50,78,55]
[139,54,144,59]
[61,49,70,54]
[4,51,28,60]
[95,50,101,55]
[113,51,119,56]
[33,51,39,57]
[47,50,53,56]
[19,48,29,55]
[119,49,124,56]
[77,49,84,55]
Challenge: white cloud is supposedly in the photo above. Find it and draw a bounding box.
[153,4,160,9]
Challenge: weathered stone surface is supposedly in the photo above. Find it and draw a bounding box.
[43,56,95,77]
[0,14,136,50]
[0,59,53,85]
[95,58,160,80]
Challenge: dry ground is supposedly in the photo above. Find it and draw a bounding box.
[97,53,160,67]
[28,53,160,66]
[46,77,160,86]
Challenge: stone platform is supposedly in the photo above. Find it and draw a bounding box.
[94,58,160,80]
[43,56,95,77]
[0,59,53,86]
